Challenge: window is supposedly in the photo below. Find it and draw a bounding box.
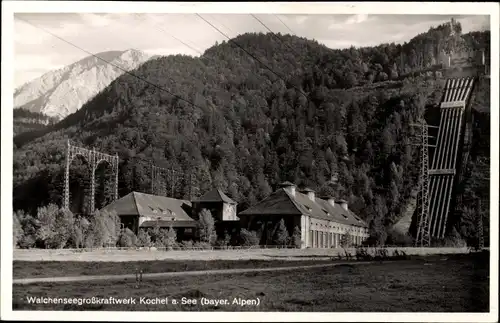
[322,208,330,216]
[342,214,348,219]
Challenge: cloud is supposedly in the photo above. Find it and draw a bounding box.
[346,14,369,24]
[295,15,309,24]
[79,13,112,28]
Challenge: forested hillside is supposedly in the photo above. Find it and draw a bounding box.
[13,108,58,137]
[13,19,490,245]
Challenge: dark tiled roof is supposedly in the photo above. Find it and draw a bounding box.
[239,188,368,228]
[140,220,197,228]
[238,189,302,216]
[100,191,196,223]
[192,188,237,204]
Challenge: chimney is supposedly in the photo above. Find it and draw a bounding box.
[279,181,296,197]
[301,188,315,202]
[338,199,348,211]
[327,197,335,207]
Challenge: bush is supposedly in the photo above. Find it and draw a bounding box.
[374,248,389,260]
[240,229,260,246]
[18,234,35,249]
[193,241,212,249]
[165,226,177,248]
[340,232,353,248]
[137,230,151,247]
[118,228,137,247]
[355,247,373,261]
[180,240,194,248]
[386,230,414,247]
[215,231,231,247]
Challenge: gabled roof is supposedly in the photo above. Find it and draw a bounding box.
[238,189,303,216]
[239,188,368,228]
[100,192,195,223]
[193,188,237,204]
[140,220,197,228]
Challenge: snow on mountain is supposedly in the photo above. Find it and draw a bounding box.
[14,49,153,120]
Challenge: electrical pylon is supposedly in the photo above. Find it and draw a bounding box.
[411,120,436,247]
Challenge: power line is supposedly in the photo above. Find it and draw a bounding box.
[17,17,204,198]
[196,13,309,99]
[16,16,206,113]
[133,14,204,56]
[274,14,296,36]
[207,14,234,36]
[250,14,305,66]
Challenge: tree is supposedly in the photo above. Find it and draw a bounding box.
[165,226,177,248]
[35,203,59,248]
[273,218,289,246]
[13,211,23,248]
[137,229,152,247]
[71,217,85,248]
[291,226,302,248]
[340,231,353,248]
[35,204,75,249]
[89,210,121,248]
[198,208,217,245]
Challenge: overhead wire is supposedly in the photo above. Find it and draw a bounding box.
[274,14,296,36]
[16,16,204,189]
[196,13,310,99]
[250,14,303,59]
[133,13,204,56]
[15,16,206,114]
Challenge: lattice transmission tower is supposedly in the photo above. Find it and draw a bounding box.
[151,164,198,200]
[63,140,119,215]
[411,121,438,247]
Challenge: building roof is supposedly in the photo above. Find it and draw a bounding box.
[192,188,237,204]
[100,191,196,223]
[239,188,368,228]
[140,220,197,228]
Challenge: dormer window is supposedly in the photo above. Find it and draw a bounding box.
[342,214,348,219]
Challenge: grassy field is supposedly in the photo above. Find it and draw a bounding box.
[12,252,489,312]
[13,259,334,279]
[13,247,471,262]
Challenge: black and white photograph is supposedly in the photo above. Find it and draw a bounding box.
[1,1,498,322]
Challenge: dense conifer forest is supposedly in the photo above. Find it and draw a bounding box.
[12,19,490,246]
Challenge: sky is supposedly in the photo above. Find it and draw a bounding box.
[13,13,490,88]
